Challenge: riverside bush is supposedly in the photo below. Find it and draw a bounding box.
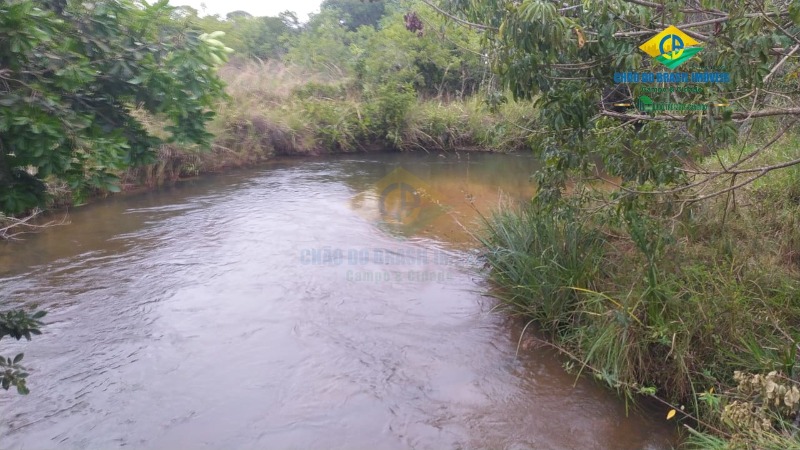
[482,132,800,448]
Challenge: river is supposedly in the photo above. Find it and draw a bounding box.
[0,153,676,449]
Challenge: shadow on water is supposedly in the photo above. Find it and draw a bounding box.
[0,152,679,449]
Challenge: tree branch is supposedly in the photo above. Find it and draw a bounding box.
[601,107,800,123]
[417,0,497,31]
[764,44,800,83]
[618,0,727,15]
[598,119,798,197]
[0,210,69,240]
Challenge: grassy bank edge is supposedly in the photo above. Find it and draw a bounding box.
[480,131,800,449]
[38,62,540,210]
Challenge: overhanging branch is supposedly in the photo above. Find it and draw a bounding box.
[601,107,800,122]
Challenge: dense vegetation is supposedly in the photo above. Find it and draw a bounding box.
[95,0,544,196]
[1,0,541,220]
[0,309,46,394]
[3,1,800,449]
[456,1,800,448]
[0,0,229,215]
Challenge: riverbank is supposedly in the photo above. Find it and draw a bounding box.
[106,61,539,193]
[11,60,799,449]
[481,128,800,449]
[0,153,677,449]
[6,61,538,233]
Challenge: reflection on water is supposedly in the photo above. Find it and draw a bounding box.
[347,153,538,244]
[0,152,676,449]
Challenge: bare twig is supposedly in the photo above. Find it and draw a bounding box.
[764,44,800,84]
[619,0,727,15]
[601,107,800,123]
[0,210,69,240]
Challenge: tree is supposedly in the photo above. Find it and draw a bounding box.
[239,16,294,60]
[0,0,230,215]
[279,11,300,30]
[172,5,198,19]
[356,5,483,98]
[226,10,252,21]
[285,9,365,76]
[321,0,389,31]
[441,0,800,206]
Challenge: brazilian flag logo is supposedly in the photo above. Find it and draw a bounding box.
[639,26,702,70]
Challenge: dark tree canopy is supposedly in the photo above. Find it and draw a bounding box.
[321,0,388,31]
[226,10,253,21]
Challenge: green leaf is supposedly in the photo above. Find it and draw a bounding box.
[790,2,800,25]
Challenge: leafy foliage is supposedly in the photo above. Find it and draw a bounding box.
[446,0,800,207]
[285,1,485,98]
[0,0,229,214]
[448,1,800,446]
[285,8,367,76]
[321,0,389,31]
[194,10,299,60]
[0,309,46,395]
[237,15,296,60]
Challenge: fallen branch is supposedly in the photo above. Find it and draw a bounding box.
[0,209,69,240]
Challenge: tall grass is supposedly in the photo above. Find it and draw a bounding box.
[480,204,603,328]
[113,61,543,192]
[401,97,539,152]
[482,132,800,448]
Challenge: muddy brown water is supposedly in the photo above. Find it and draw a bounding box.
[0,153,678,449]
